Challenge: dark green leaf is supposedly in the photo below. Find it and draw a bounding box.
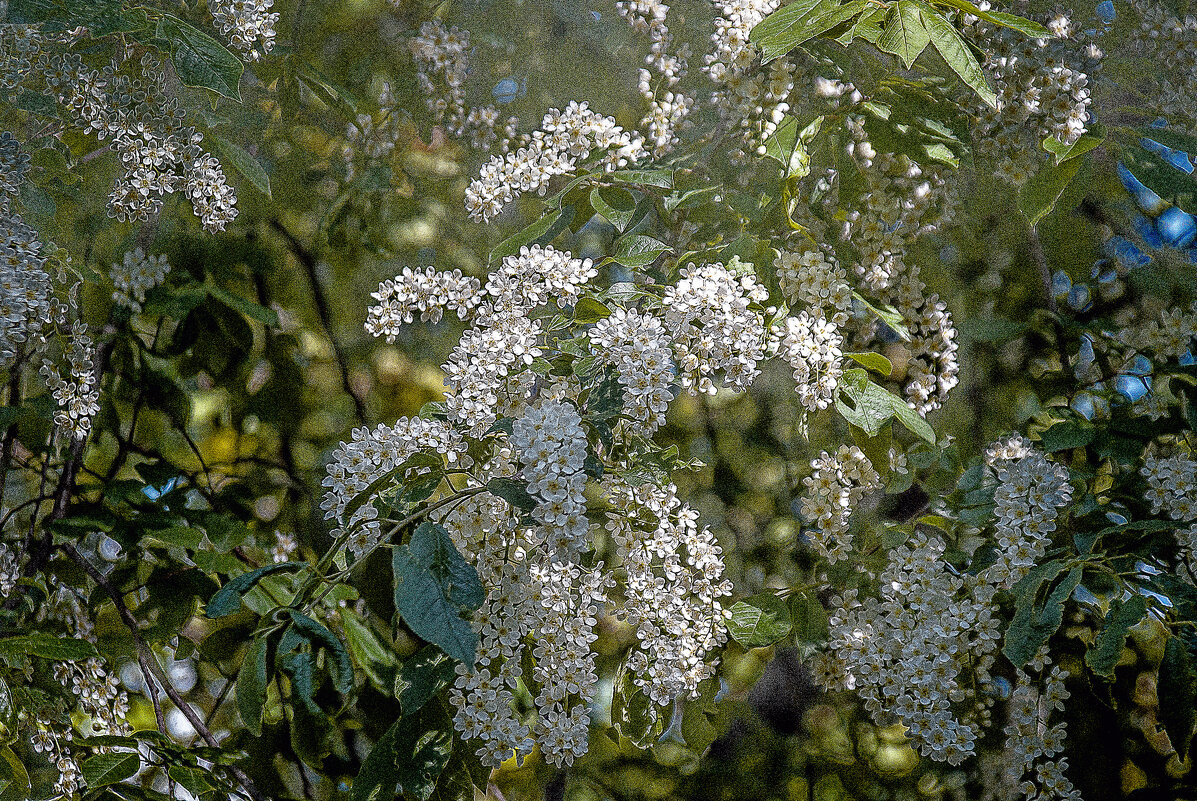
[878,1,930,68]
[1159,635,1196,760]
[1086,595,1147,679]
[488,207,571,264]
[392,523,484,664]
[613,234,671,268]
[1039,419,1095,452]
[1003,563,1079,667]
[206,284,279,326]
[394,646,456,716]
[205,562,306,618]
[607,168,674,189]
[486,478,537,512]
[80,751,140,788]
[0,633,98,661]
[236,637,270,736]
[590,186,637,231]
[156,15,244,101]
[211,134,271,198]
[286,610,355,694]
[727,593,793,648]
[572,296,612,324]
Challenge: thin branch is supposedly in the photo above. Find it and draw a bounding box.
[61,542,270,801]
[268,218,368,423]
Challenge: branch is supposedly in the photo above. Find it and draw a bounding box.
[61,542,271,801]
[268,218,368,423]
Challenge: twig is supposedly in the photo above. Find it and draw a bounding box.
[61,542,271,801]
[1024,219,1071,376]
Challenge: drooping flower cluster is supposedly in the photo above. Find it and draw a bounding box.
[0,543,18,597]
[40,327,101,441]
[967,10,1101,183]
[797,445,881,562]
[0,28,238,231]
[365,267,482,337]
[512,401,590,555]
[602,478,733,705]
[704,0,795,163]
[209,0,279,60]
[110,248,170,312]
[616,0,693,157]
[589,308,676,435]
[982,448,1074,590]
[1141,452,1197,570]
[465,102,647,221]
[407,20,515,152]
[660,262,769,394]
[775,248,852,325]
[814,533,1003,765]
[771,311,843,412]
[320,418,468,556]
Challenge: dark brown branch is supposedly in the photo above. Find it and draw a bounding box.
[268,218,367,423]
[61,542,270,801]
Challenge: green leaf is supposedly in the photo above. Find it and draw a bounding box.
[392,523,484,664]
[342,612,396,690]
[590,186,637,232]
[726,593,793,648]
[0,633,98,661]
[1086,595,1147,679]
[0,745,30,801]
[236,637,270,737]
[852,292,911,341]
[167,765,213,796]
[929,0,1050,37]
[285,610,355,694]
[1043,125,1106,165]
[205,562,306,618]
[486,478,538,512]
[607,168,674,189]
[1018,147,1084,225]
[878,1,930,68]
[394,646,456,716]
[915,3,996,107]
[835,369,935,443]
[612,666,665,748]
[572,296,612,324]
[7,0,147,35]
[1039,419,1095,452]
[1003,563,1079,668]
[155,15,244,101]
[613,234,671,268]
[845,351,893,376]
[351,705,453,801]
[837,5,887,44]
[80,751,140,788]
[751,0,865,62]
[206,284,279,326]
[1159,636,1196,760]
[488,207,572,264]
[211,134,271,198]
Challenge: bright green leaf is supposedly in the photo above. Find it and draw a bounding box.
[80,751,140,788]
[211,134,271,198]
[205,562,306,618]
[727,593,793,648]
[915,3,996,107]
[878,1,930,68]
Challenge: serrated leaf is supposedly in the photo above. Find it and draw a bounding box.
[915,3,996,107]
[155,15,244,101]
[211,134,271,198]
[878,1,930,68]
[394,646,456,716]
[1159,636,1196,760]
[285,610,355,694]
[1039,419,1095,452]
[590,186,637,232]
[727,593,793,647]
[930,0,1050,37]
[1003,563,1079,668]
[485,478,537,512]
[754,0,868,61]
[236,637,270,737]
[572,296,612,324]
[393,523,484,664]
[1018,155,1083,225]
[845,351,893,376]
[613,234,671,268]
[0,633,98,661]
[1043,125,1106,165]
[205,562,306,617]
[1086,595,1147,679]
[80,751,140,788]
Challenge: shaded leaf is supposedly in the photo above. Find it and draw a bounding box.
[0,633,98,661]
[878,1,930,68]
[486,478,537,512]
[211,134,271,197]
[80,751,140,788]
[1159,636,1196,760]
[205,562,306,618]
[394,646,456,716]
[1018,152,1084,225]
[236,637,270,737]
[393,523,484,664]
[1086,595,1147,679]
[155,15,244,100]
[915,3,996,107]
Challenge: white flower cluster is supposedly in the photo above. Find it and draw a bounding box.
[320,418,468,556]
[0,29,238,231]
[1141,452,1197,568]
[512,401,590,555]
[774,248,852,324]
[893,274,961,416]
[967,9,1100,183]
[589,307,676,436]
[1127,2,1197,124]
[602,477,732,705]
[704,0,795,163]
[40,327,101,441]
[0,200,54,369]
[660,262,769,394]
[365,267,482,339]
[617,0,693,157]
[110,248,170,312]
[465,102,646,222]
[985,664,1081,801]
[209,0,279,61]
[771,311,843,412]
[0,543,18,597]
[813,533,1003,765]
[271,530,298,563]
[407,20,514,152]
[1118,302,1197,362]
[797,445,880,562]
[982,448,1074,590]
